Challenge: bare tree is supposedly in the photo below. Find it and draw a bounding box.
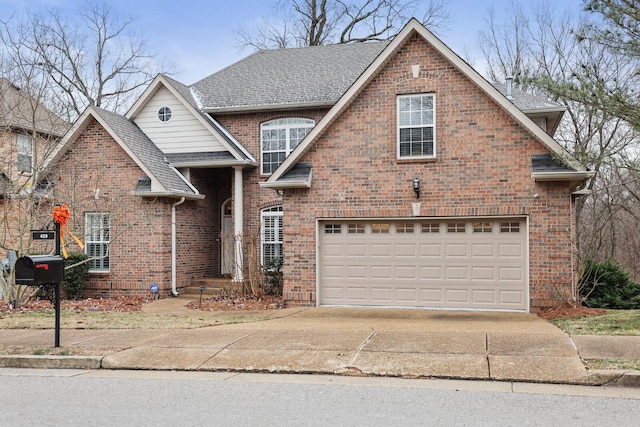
[236,0,449,50]
[0,1,173,119]
[478,1,640,302]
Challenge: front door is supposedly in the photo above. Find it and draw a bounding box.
[221,198,233,275]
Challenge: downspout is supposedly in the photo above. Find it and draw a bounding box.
[171,197,186,296]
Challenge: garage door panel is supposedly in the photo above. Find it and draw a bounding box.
[370,265,392,279]
[499,290,525,304]
[499,244,523,257]
[395,244,417,257]
[445,244,468,257]
[471,244,494,257]
[445,266,468,280]
[396,290,417,302]
[320,218,527,311]
[371,287,392,301]
[499,267,523,281]
[420,266,443,280]
[446,289,470,303]
[395,266,418,279]
[371,244,391,257]
[346,265,367,278]
[322,265,344,278]
[346,244,367,256]
[472,290,497,303]
[420,244,442,257]
[346,287,367,300]
[471,266,495,280]
[323,243,344,256]
[420,289,443,302]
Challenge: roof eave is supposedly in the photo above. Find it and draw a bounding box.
[203,101,334,114]
[531,171,595,181]
[171,159,259,168]
[259,179,311,189]
[131,190,205,200]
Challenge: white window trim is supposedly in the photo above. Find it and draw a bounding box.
[261,118,315,175]
[17,134,34,174]
[157,106,172,122]
[85,212,110,273]
[397,93,436,159]
[261,206,283,265]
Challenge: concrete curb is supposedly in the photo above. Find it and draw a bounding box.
[0,355,102,370]
[588,369,640,388]
[1,354,640,387]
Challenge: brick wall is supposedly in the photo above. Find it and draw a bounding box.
[278,34,575,310]
[51,118,228,297]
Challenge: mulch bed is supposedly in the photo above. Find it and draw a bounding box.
[0,295,284,313]
[536,302,607,320]
[1,297,606,319]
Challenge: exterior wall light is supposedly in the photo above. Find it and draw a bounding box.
[413,177,420,199]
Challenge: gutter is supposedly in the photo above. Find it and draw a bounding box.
[169,160,259,169]
[259,179,311,189]
[202,100,334,114]
[132,191,205,200]
[171,197,186,296]
[531,171,595,181]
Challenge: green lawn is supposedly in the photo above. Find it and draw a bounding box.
[550,309,640,336]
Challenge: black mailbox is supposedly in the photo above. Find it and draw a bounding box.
[14,255,64,286]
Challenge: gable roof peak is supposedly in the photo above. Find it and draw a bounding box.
[265,18,587,185]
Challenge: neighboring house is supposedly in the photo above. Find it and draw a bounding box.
[0,77,68,187]
[0,77,69,259]
[45,19,592,312]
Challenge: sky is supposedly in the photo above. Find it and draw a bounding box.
[0,0,586,84]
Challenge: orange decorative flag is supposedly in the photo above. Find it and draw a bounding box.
[53,204,84,258]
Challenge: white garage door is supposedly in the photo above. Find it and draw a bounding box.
[319,218,527,311]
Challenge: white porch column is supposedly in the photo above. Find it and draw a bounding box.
[233,166,244,282]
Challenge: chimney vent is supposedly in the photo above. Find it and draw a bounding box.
[506,76,514,100]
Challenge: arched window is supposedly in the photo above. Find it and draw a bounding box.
[261,118,314,174]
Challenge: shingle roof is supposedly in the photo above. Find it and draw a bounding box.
[492,82,564,111]
[0,77,70,137]
[531,154,574,172]
[191,42,390,111]
[93,107,196,196]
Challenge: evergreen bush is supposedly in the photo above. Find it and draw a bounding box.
[62,252,90,299]
[580,257,640,309]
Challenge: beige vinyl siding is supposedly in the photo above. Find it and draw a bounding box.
[133,87,227,153]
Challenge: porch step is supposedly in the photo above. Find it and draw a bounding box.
[181,278,233,297]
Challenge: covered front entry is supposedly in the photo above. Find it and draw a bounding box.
[318,218,528,311]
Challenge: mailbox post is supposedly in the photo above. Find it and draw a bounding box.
[14,220,64,347]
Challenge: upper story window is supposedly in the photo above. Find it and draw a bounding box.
[158,106,172,122]
[397,94,435,159]
[17,134,33,173]
[261,118,315,174]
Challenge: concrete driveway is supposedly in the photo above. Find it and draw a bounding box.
[100,307,592,384]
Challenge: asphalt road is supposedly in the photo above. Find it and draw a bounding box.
[1,369,639,426]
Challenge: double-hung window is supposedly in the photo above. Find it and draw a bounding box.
[397,94,435,158]
[17,134,33,173]
[85,212,110,272]
[261,118,314,174]
[261,206,283,265]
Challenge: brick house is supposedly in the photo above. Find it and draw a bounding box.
[45,19,591,311]
[0,78,69,262]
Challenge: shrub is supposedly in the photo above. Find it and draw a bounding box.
[579,257,640,309]
[61,252,90,299]
[264,257,283,296]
